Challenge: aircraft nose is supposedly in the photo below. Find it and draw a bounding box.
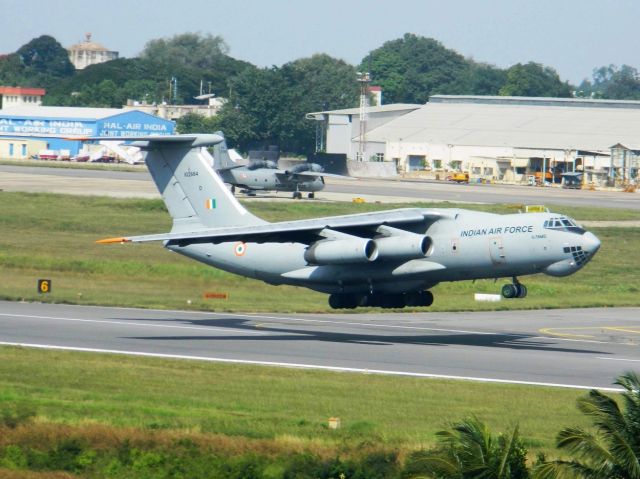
[582,231,601,256]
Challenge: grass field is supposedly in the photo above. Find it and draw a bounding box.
[0,191,636,475]
[0,346,591,455]
[0,191,638,312]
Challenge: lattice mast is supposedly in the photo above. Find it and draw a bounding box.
[356,72,371,161]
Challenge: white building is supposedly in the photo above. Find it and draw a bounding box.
[0,86,46,109]
[123,96,226,121]
[68,33,118,70]
[313,95,640,185]
[307,103,421,160]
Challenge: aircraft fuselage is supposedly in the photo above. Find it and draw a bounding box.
[168,209,600,295]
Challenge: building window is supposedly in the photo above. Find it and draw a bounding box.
[21,144,27,156]
[372,153,384,162]
[8,143,14,156]
[432,159,442,169]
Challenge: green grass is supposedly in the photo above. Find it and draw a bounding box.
[0,191,638,312]
[0,191,632,473]
[0,346,591,455]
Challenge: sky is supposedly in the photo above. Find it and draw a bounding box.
[2,0,639,85]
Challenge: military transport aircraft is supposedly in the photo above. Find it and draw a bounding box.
[211,132,342,199]
[98,133,601,309]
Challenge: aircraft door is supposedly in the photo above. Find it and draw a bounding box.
[489,237,506,264]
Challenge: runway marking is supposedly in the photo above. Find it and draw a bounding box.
[605,327,640,334]
[0,341,623,393]
[540,326,640,342]
[0,313,267,336]
[539,327,595,339]
[1,307,503,337]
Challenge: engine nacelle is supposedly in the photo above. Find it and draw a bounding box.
[374,230,432,260]
[304,238,378,264]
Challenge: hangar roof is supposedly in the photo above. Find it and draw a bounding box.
[365,96,640,152]
[0,106,165,122]
[309,103,421,116]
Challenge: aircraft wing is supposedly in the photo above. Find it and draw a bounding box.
[98,208,448,246]
[275,170,354,180]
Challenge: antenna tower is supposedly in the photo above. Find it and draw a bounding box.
[356,72,371,161]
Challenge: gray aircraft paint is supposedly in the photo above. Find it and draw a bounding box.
[210,131,326,196]
[101,134,600,308]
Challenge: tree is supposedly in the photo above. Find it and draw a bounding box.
[361,33,473,103]
[499,62,571,98]
[468,63,508,96]
[16,35,74,77]
[534,372,640,479]
[578,65,640,100]
[175,112,220,134]
[140,32,229,71]
[217,54,358,154]
[405,416,529,478]
[0,35,74,89]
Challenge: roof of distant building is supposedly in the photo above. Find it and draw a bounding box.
[0,86,46,96]
[309,103,422,116]
[365,95,640,151]
[0,106,147,120]
[68,33,114,52]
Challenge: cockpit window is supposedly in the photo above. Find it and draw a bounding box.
[544,216,586,234]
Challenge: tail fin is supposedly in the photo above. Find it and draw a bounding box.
[135,134,265,232]
[211,130,237,170]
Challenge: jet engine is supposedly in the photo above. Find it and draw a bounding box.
[373,226,432,260]
[304,238,378,264]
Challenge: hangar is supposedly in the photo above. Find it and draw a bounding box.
[0,106,175,160]
[312,95,640,186]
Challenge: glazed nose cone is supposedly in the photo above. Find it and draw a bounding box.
[582,231,601,256]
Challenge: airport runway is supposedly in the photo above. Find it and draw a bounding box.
[1,300,638,391]
[1,164,638,210]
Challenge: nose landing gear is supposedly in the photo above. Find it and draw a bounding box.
[501,277,527,298]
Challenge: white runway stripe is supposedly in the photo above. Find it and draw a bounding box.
[0,341,623,392]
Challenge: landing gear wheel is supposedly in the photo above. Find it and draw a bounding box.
[293,191,302,199]
[328,294,358,309]
[420,290,434,307]
[501,283,527,299]
[404,291,434,307]
[501,283,518,299]
[516,284,527,298]
[381,294,405,309]
[308,192,315,199]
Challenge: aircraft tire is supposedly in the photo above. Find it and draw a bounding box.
[516,284,528,298]
[381,294,405,309]
[420,290,434,307]
[308,192,315,199]
[328,294,358,309]
[293,192,302,200]
[501,283,519,299]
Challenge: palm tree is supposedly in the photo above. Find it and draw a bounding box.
[534,371,640,479]
[405,416,529,478]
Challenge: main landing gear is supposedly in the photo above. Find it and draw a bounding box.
[328,290,434,309]
[501,277,528,299]
[292,191,314,199]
